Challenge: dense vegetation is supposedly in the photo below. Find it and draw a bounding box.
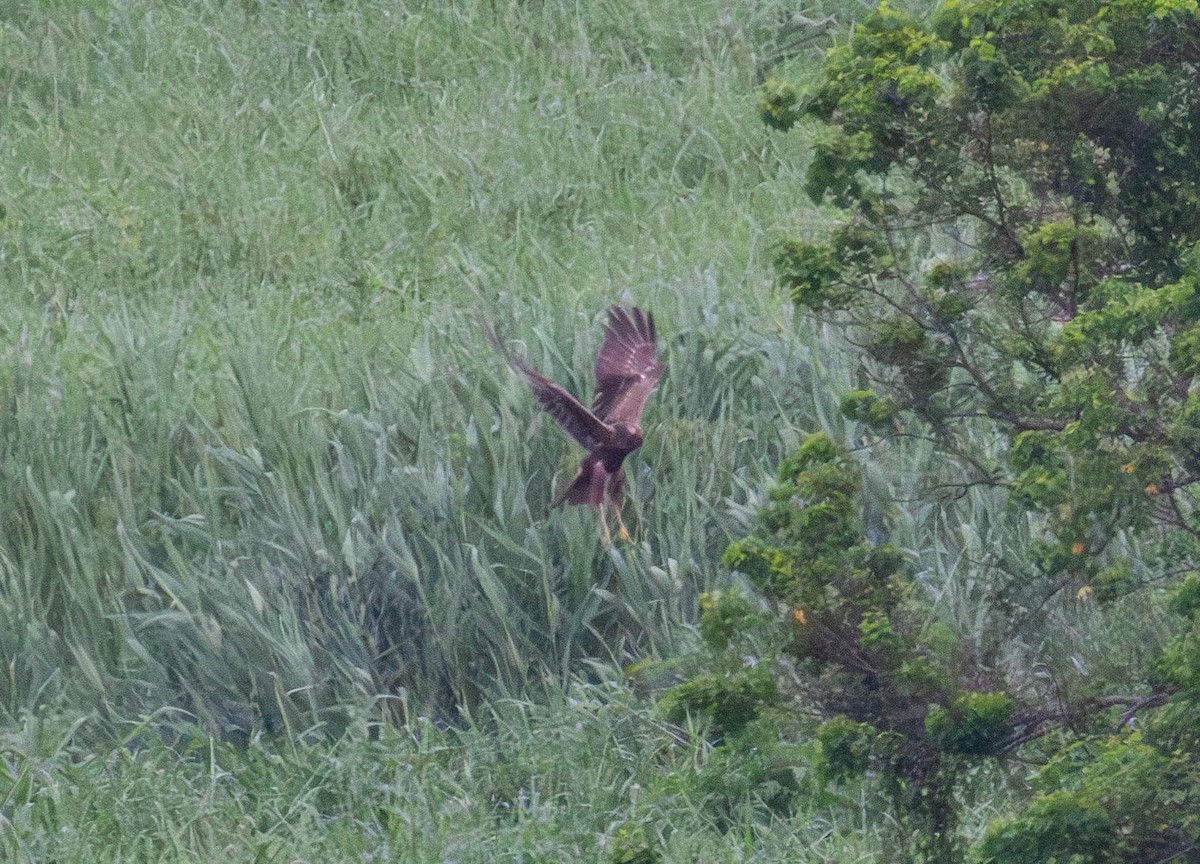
[726,0,1200,858]
[2,0,1198,860]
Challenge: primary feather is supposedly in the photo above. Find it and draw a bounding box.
[592,306,663,425]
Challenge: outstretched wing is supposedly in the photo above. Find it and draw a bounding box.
[592,306,663,425]
[489,326,613,453]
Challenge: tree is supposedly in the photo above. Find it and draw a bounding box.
[765,0,1200,587]
[736,0,1200,857]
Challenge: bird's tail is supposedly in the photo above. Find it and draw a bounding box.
[554,459,627,508]
[555,456,608,507]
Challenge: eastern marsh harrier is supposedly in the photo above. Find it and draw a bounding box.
[493,306,663,543]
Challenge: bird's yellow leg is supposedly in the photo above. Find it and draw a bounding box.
[614,500,632,543]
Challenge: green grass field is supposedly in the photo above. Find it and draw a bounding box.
[0,0,850,725]
[0,0,1136,858]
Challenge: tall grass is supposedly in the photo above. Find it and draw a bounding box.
[0,0,1130,754]
[0,0,873,734]
[0,681,901,863]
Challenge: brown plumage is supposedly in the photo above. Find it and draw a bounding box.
[492,306,663,542]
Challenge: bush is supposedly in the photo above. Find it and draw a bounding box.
[671,434,1036,859]
[972,791,1115,864]
[659,667,777,739]
[925,692,1015,757]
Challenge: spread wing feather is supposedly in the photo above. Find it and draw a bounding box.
[592,306,663,425]
[489,327,612,452]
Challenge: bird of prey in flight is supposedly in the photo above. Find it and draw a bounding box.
[492,306,663,544]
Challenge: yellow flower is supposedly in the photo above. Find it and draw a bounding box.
[1077,585,1094,600]
[1071,542,1086,555]
[1122,462,1136,474]
[1145,483,1160,495]
[793,608,808,625]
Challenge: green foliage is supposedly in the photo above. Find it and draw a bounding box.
[1168,574,1200,619]
[758,77,802,131]
[774,0,1200,594]
[976,731,1197,863]
[659,667,777,738]
[676,433,1038,859]
[686,716,806,826]
[840,389,899,430]
[972,791,1115,864]
[814,716,880,783]
[925,692,1015,757]
[697,591,772,652]
[767,0,1200,857]
[1156,574,1200,690]
[775,239,846,308]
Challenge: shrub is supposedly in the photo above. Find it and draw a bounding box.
[671,434,1031,860]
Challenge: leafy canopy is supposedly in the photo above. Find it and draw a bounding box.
[766,0,1200,588]
[747,0,1200,859]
